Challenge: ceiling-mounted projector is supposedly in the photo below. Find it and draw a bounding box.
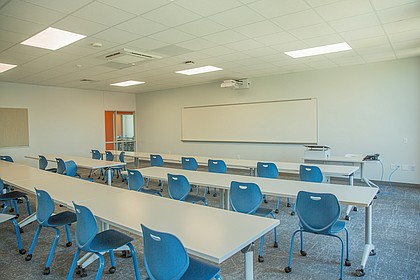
[220,79,250,89]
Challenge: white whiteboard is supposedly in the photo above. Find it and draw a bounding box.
[182,98,318,144]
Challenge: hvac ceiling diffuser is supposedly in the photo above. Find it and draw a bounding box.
[104,48,162,64]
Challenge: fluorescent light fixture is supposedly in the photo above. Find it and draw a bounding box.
[0,63,17,73]
[21,27,86,50]
[285,42,352,58]
[110,80,145,87]
[176,66,222,75]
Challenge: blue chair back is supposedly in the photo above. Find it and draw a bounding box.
[38,155,48,170]
[65,160,78,177]
[150,154,164,167]
[167,174,190,201]
[141,224,189,280]
[127,170,145,191]
[257,162,278,178]
[35,189,55,226]
[1,156,13,162]
[229,181,263,214]
[105,151,114,161]
[91,150,102,160]
[118,152,125,163]
[300,165,323,183]
[296,191,340,235]
[181,157,198,171]
[56,158,66,174]
[208,159,226,173]
[72,202,99,251]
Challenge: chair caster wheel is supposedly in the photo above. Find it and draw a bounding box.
[353,206,358,211]
[19,227,24,233]
[353,268,365,277]
[290,211,295,216]
[109,266,116,274]
[17,198,23,204]
[258,255,264,262]
[345,259,351,266]
[213,193,217,197]
[287,203,291,207]
[344,215,350,221]
[284,266,292,273]
[263,199,267,203]
[66,241,72,247]
[9,208,15,213]
[274,242,278,248]
[300,250,307,256]
[76,266,87,277]
[121,250,132,258]
[207,190,210,194]
[43,267,50,275]
[274,209,279,214]
[25,254,32,261]
[369,249,376,256]
[19,248,26,255]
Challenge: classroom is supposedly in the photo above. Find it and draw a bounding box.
[0,1,419,279]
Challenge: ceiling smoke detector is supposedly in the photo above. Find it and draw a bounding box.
[104,48,162,64]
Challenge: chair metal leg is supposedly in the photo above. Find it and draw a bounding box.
[109,249,116,274]
[275,196,281,213]
[300,230,306,255]
[344,227,351,266]
[127,242,141,280]
[26,225,42,260]
[23,195,32,215]
[332,234,345,280]
[258,235,265,262]
[65,224,72,246]
[11,218,26,254]
[67,249,81,280]
[95,252,105,280]
[44,227,61,274]
[285,229,301,272]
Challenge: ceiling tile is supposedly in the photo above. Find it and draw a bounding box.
[340,25,386,41]
[72,2,136,26]
[0,29,30,44]
[203,30,248,44]
[176,38,217,51]
[208,6,265,28]
[383,17,420,34]
[97,0,169,15]
[176,18,227,37]
[224,39,264,51]
[93,28,139,44]
[0,15,45,35]
[304,0,341,7]
[142,4,201,27]
[288,23,336,39]
[0,0,65,25]
[370,0,419,11]
[303,34,344,47]
[315,0,374,21]
[376,2,420,23]
[234,20,283,37]
[271,9,324,30]
[347,36,390,49]
[0,40,14,52]
[53,16,108,36]
[126,37,168,51]
[248,0,310,18]
[23,0,94,14]
[199,46,237,56]
[328,13,381,33]
[253,32,298,46]
[115,17,168,36]
[175,0,243,17]
[149,29,195,44]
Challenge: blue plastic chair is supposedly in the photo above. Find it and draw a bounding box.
[0,155,13,162]
[181,157,200,195]
[38,155,57,172]
[257,162,289,213]
[56,158,66,175]
[68,203,141,280]
[141,224,222,280]
[229,181,278,263]
[167,174,208,206]
[127,169,162,197]
[89,149,103,178]
[300,165,323,183]
[0,213,26,254]
[25,189,77,275]
[207,159,227,197]
[146,154,165,191]
[112,151,127,182]
[285,191,351,280]
[0,177,32,218]
[65,160,94,182]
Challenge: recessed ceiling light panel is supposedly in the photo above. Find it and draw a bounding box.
[0,63,17,73]
[21,27,86,50]
[285,42,352,58]
[110,80,145,87]
[176,66,222,75]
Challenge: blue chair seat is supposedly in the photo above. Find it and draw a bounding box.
[141,188,162,196]
[0,190,28,199]
[331,220,347,233]
[180,257,221,280]
[183,194,207,205]
[47,212,76,227]
[90,229,134,252]
[254,207,274,217]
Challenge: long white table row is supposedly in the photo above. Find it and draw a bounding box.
[138,166,378,276]
[0,163,278,279]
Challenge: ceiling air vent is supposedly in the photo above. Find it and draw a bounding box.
[104,48,162,64]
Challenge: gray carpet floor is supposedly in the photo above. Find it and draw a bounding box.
[0,160,419,280]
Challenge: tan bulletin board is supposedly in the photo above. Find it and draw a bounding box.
[0,108,29,147]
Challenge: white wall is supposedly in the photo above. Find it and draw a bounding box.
[136,57,420,184]
[0,82,135,167]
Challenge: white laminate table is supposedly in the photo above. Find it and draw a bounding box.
[0,163,278,280]
[139,166,378,276]
[26,154,126,186]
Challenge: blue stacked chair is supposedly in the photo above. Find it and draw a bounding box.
[146,154,165,191]
[38,155,57,172]
[127,169,162,196]
[181,157,200,194]
[0,212,26,254]
[167,174,208,206]
[207,159,227,197]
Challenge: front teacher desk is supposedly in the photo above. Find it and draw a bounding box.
[0,163,278,280]
[139,166,378,277]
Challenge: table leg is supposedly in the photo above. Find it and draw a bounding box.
[134,157,139,168]
[345,174,355,220]
[107,168,112,186]
[241,244,254,280]
[355,204,375,277]
[220,189,225,209]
